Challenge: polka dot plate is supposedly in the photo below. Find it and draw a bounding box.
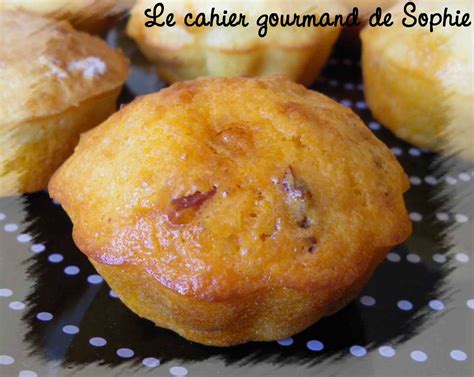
[0,30,472,377]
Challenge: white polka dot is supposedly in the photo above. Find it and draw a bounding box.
[143,357,161,368]
[455,214,469,223]
[87,274,103,284]
[307,340,324,351]
[433,253,447,263]
[117,348,134,358]
[170,366,188,376]
[19,371,37,377]
[277,337,293,346]
[356,101,368,110]
[89,337,107,347]
[36,312,53,321]
[48,253,63,263]
[445,176,457,185]
[409,148,421,157]
[0,288,13,297]
[109,290,118,298]
[424,176,438,185]
[64,265,80,275]
[429,300,444,311]
[391,147,403,156]
[52,199,60,206]
[459,173,471,182]
[378,346,395,358]
[387,252,401,262]
[360,295,376,306]
[409,212,422,222]
[344,83,355,90]
[340,99,352,108]
[450,350,467,361]
[0,213,5,221]
[410,176,422,185]
[62,325,79,335]
[397,300,413,311]
[30,244,45,253]
[4,223,18,232]
[436,212,449,222]
[350,345,367,357]
[467,299,474,309]
[9,301,25,310]
[17,233,32,243]
[410,350,428,362]
[329,79,338,86]
[455,253,469,263]
[406,253,421,263]
[369,121,381,131]
[0,355,14,365]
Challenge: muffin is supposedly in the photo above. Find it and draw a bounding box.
[0,0,134,34]
[0,11,129,196]
[49,76,411,346]
[361,0,473,155]
[127,0,344,85]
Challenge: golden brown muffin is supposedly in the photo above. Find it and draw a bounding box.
[0,0,134,34]
[361,0,473,156]
[127,0,344,85]
[49,76,411,346]
[0,11,129,195]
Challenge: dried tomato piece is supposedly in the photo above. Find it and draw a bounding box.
[172,187,217,210]
[307,236,318,253]
[281,167,315,228]
[168,187,217,225]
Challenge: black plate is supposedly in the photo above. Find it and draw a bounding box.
[0,29,473,377]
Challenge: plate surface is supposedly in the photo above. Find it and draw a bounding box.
[0,32,473,377]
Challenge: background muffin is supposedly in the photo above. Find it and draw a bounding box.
[49,76,411,346]
[0,0,134,34]
[361,0,473,157]
[127,0,344,85]
[0,11,129,195]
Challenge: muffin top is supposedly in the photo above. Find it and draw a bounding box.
[0,0,133,27]
[361,0,473,96]
[0,11,129,126]
[49,76,411,300]
[128,0,345,50]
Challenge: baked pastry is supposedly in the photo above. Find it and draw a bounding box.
[49,76,411,346]
[0,0,134,34]
[361,0,473,155]
[0,11,129,195]
[126,0,344,85]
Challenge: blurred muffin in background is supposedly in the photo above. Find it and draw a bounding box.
[0,11,129,195]
[361,0,473,158]
[127,0,344,85]
[0,0,135,34]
